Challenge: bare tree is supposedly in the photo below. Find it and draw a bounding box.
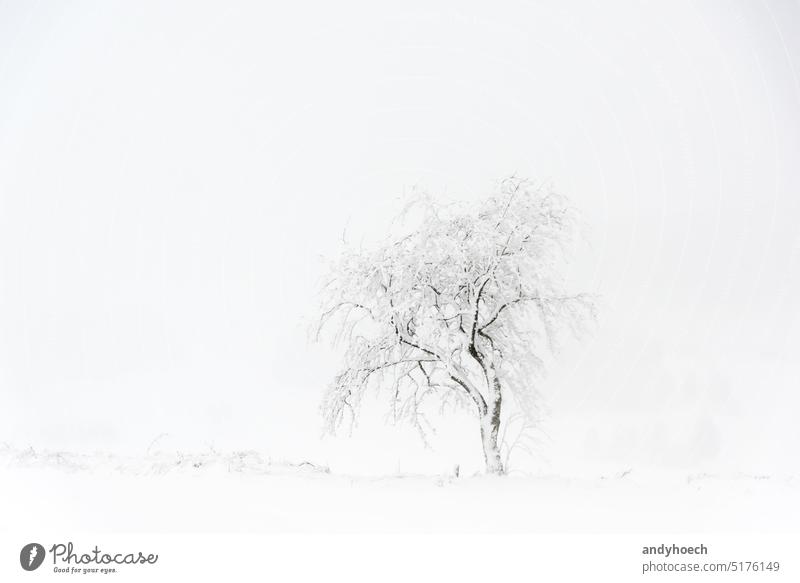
[316,177,595,474]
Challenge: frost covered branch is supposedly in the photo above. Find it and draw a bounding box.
[316,177,596,474]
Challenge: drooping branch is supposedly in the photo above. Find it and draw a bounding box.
[316,177,596,474]
[479,293,593,333]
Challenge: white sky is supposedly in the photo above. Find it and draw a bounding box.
[1,0,798,474]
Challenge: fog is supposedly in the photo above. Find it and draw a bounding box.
[1,0,798,475]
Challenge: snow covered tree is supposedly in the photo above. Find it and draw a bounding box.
[317,177,595,474]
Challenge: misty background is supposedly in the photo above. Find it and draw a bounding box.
[1,0,798,475]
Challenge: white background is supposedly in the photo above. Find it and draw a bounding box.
[1,533,797,583]
[1,0,799,477]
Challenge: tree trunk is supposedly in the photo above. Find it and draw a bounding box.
[480,413,503,474]
[480,378,504,475]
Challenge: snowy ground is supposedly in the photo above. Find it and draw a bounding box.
[1,446,797,534]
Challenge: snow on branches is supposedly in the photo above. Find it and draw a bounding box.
[317,177,596,473]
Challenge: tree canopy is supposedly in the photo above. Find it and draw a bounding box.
[317,177,595,473]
